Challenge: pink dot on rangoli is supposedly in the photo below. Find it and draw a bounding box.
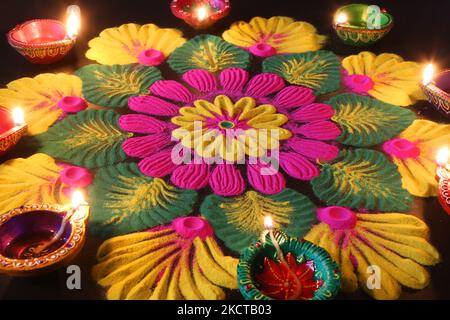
[138,49,165,66]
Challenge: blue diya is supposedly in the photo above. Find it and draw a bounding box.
[237,230,341,300]
[0,204,88,276]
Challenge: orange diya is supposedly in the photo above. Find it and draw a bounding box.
[0,107,27,156]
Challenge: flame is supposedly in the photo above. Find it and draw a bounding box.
[196,6,209,21]
[71,190,85,209]
[264,216,274,230]
[66,5,81,39]
[423,64,434,86]
[436,147,449,166]
[335,13,348,25]
[12,108,25,126]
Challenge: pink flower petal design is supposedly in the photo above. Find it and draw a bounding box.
[122,133,172,158]
[279,151,319,181]
[138,149,177,178]
[273,86,315,109]
[171,162,211,190]
[289,121,342,141]
[245,73,285,98]
[128,96,179,116]
[247,162,286,195]
[209,164,245,196]
[219,68,249,93]
[182,69,217,93]
[290,103,335,122]
[286,138,339,162]
[119,114,172,134]
[150,80,193,103]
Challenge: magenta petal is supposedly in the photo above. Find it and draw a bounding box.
[119,114,171,134]
[150,80,193,103]
[286,138,339,162]
[182,69,217,93]
[122,133,172,158]
[290,103,335,122]
[292,121,342,141]
[171,163,210,190]
[138,149,177,177]
[128,96,179,116]
[247,162,285,195]
[219,68,249,93]
[273,86,315,109]
[209,164,245,196]
[279,152,319,181]
[245,73,285,98]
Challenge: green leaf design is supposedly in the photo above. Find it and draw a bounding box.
[312,149,413,212]
[326,94,416,147]
[75,64,162,107]
[167,35,251,74]
[35,110,130,169]
[201,189,316,253]
[88,162,198,238]
[262,50,341,95]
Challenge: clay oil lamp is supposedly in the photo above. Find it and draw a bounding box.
[0,107,27,157]
[237,217,341,300]
[421,64,450,118]
[7,5,81,64]
[171,0,231,29]
[0,191,89,276]
[333,4,393,46]
[436,147,450,215]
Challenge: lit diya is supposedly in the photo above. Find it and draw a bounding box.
[333,4,393,46]
[171,0,230,29]
[421,64,450,118]
[237,217,340,300]
[7,5,81,64]
[0,191,89,276]
[436,147,450,215]
[0,107,27,157]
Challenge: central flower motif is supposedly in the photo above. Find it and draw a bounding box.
[119,68,340,196]
[171,95,292,162]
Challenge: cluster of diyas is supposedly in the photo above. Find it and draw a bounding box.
[0,16,446,300]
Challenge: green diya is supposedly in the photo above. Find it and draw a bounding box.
[237,229,340,300]
[333,4,393,46]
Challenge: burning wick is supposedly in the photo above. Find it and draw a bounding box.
[196,6,209,21]
[66,5,81,39]
[12,108,25,126]
[335,13,348,25]
[262,216,302,300]
[423,63,434,86]
[34,190,87,255]
[437,147,449,169]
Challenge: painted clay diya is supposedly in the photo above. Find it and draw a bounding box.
[7,19,76,64]
[0,204,89,276]
[0,107,27,157]
[237,230,341,300]
[420,70,450,118]
[437,166,450,215]
[333,4,393,46]
[171,0,231,29]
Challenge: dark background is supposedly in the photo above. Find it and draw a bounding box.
[0,0,449,300]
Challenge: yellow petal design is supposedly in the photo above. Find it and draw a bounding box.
[391,120,450,197]
[0,154,68,215]
[342,52,425,106]
[304,212,440,300]
[92,218,238,300]
[171,95,291,162]
[0,74,84,135]
[86,23,186,65]
[223,16,326,54]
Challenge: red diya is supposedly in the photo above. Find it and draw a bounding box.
[171,0,231,29]
[0,107,27,157]
[436,148,450,215]
[0,200,89,277]
[421,65,450,118]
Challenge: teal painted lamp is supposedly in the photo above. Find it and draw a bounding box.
[333,3,393,46]
[237,217,341,300]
